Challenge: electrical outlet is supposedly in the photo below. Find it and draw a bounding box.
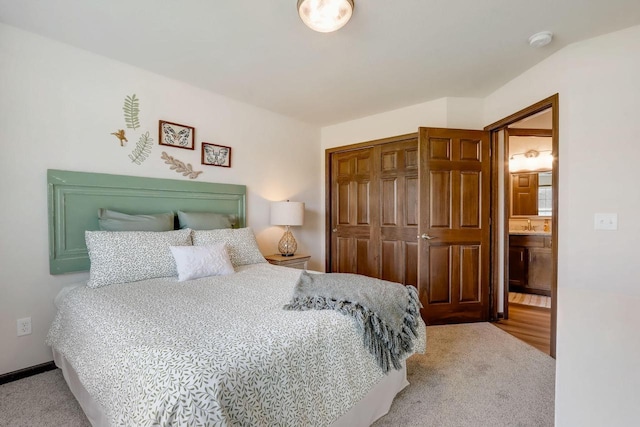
[17,317,32,336]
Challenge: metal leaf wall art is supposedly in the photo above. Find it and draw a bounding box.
[123,94,140,130]
[129,131,153,165]
[161,151,202,179]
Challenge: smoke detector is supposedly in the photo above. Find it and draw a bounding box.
[529,31,553,48]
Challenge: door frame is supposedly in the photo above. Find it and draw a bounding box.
[484,94,559,357]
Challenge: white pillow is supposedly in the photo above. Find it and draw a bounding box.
[85,229,192,288]
[170,244,235,281]
[191,228,266,267]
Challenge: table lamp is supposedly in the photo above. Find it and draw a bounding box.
[270,201,304,256]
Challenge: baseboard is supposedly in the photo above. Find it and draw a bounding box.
[0,361,56,386]
[497,312,505,319]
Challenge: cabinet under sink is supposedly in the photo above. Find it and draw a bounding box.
[508,234,552,296]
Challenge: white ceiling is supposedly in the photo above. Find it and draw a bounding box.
[2,1,640,126]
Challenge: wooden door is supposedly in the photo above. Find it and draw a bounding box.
[511,173,538,216]
[418,128,491,324]
[379,139,419,285]
[330,148,378,276]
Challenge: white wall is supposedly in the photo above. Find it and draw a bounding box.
[320,23,640,426]
[484,24,640,427]
[321,97,448,150]
[319,97,484,268]
[320,96,483,150]
[0,24,322,375]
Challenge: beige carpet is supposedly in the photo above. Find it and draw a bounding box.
[0,323,554,427]
[0,366,89,427]
[374,323,555,426]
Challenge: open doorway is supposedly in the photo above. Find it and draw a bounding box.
[486,95,558,358]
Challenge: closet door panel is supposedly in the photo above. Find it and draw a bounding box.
[379,138,419,285]
[330,148,378,276]
[406,176,419,226]
[404,242,418,286]
[329,135,418,283]
[381,178,398,226]
[381,240,401,283]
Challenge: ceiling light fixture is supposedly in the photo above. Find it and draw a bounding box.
[509,149,553,172]
[528,31,553,48]
[297,0,354,33]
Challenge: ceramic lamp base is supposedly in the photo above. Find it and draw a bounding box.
[278,228,297,256]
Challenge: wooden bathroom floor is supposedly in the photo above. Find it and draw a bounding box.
[509,291,551,308]
[494,303,551,355]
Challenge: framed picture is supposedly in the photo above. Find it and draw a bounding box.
[202,142,232,168]
[158,120,195,150]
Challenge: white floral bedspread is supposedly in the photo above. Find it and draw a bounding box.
[47,263,426,427]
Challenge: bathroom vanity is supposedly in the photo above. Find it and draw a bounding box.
[508,233,552,296]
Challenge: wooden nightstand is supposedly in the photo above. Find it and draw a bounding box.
[264,254,310,270]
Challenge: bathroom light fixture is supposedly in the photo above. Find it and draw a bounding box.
[529,31,553,48]
[297,0,354,33]
[509,149,553,172]
[270,201,305,256]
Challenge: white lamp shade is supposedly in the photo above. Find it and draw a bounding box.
[270,201,305,226]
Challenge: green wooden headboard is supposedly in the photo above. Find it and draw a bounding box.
[47,169,246,275]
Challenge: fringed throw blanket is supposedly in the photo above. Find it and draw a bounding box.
[284,271,422,373]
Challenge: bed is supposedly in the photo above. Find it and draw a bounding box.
[46,170,426,426]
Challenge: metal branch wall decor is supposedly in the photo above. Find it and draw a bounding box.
[123,94,140,131]
[129,131,154,165]
[110,93,155,166]
[106,93,207,179]
[110,93,140,148]
[161,151,203,179]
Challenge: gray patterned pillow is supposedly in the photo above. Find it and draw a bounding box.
[176,211,235,230]
[85,229,192,288]
[98,209,175,232]
[191,227,266,267]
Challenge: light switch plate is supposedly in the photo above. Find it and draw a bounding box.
[594,213,618,230]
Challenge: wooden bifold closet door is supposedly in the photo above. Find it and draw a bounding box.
[327,128,490,325]
[329,135,419,285]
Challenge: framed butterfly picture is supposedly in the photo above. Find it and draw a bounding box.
[158,120,195,150]
[202,143,232,168]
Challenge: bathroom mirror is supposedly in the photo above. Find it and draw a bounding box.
[511,171,552,217]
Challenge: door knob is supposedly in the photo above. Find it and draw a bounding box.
[332,228,337,233]
[417,233,436,240]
